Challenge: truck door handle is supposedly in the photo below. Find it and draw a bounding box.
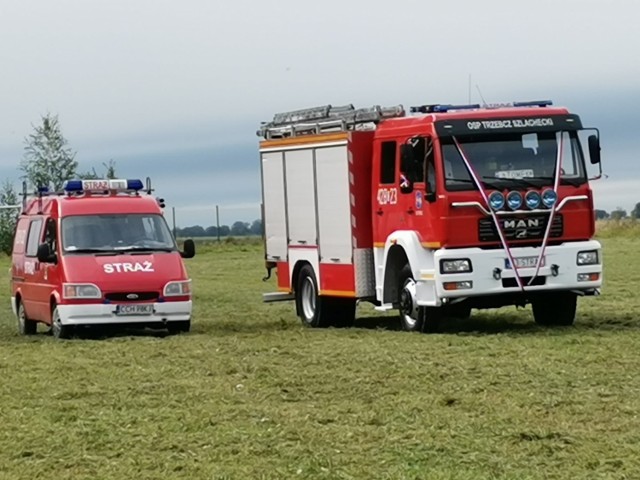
[407,208,414,215]
[376,209,384,216]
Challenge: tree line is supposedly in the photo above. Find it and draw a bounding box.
[595,204,640,220]
[176,220,263,238]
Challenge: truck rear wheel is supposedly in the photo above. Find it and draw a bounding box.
[17,301,37,335]
[532,292,577,326]
[296,265,355,328]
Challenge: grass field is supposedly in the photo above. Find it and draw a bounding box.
[1,237,640,479]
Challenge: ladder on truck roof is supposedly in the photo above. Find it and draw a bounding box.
[257,103,405,139]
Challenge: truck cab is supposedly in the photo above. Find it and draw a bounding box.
[10,178,195,339]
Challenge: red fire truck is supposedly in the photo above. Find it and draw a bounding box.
[10,178,195,338]
[258,100,603,332]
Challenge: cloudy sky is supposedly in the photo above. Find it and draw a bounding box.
[1,0,638,226]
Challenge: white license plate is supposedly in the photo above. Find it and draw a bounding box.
[116,304,154,316]
[505,256,545,269]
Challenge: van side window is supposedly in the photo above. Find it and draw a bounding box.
[45,218,57,253]
[25,219,43,257]
[380,141,396,184]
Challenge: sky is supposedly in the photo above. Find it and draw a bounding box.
[1,0,639,226]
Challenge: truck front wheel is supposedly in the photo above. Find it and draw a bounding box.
[296,265,355,328]
[398,265,441,333]
[532,292,577,326]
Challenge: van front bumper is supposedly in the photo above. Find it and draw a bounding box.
[56,301,192,326]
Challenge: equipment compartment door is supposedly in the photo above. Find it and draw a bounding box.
[261,151,288,261]
[315,146,352,263]
[284,149,317,246]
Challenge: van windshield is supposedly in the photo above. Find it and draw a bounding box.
[62,214,176,253]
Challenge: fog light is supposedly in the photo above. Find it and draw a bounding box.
[577,250,599,265]
[541,188,557,208]
[525,190,541,209]
[443,281,473,291]
[440,259,472,273]
[506,190,523,210]
[488,191,505,211]
[577,273,600,282]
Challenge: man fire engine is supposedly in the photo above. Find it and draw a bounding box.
[257,100,603,332]
[11,178,195,339]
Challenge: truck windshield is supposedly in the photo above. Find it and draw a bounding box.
[61,214,176,253]
[441,131,587,191]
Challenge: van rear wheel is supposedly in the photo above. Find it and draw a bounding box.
[51,307,72,339]
[17,302,37,335]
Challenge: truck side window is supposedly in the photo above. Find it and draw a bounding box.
[25,218,43,257]
[425,138,436,194]
[411,138,426,183]
[380,141,396,184]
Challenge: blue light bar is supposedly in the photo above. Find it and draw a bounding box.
[64,180,83,192]
[127,179,144,191]
[513,100,553,108]
[433,103,481,113]
[37,186,50,194]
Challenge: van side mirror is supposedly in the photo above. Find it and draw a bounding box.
[181,239,195,259]
[588,134,601,165]
[37,243,57,264]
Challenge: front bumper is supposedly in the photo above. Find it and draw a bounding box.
[416,241,602,305]
[56,301,192,326]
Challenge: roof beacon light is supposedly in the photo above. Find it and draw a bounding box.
[63,179,144,193]
[513,100,553,108]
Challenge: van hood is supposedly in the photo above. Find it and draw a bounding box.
[61,252,188,292]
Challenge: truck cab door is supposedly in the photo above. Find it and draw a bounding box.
[397,136,441,245]
[372,140,401,244]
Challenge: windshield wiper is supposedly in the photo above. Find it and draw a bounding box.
[65,248,116,255]
[114,246,174,253]
[526,175,583,187]
[483,176,539,188]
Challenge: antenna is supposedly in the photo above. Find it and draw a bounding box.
[476,84,487,107]
[468,74,472,104]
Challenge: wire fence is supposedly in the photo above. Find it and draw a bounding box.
[165,203,263,239]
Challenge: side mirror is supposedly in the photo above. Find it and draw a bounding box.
[37,243,57,264]
[588,134,601,165]
[399,144,416,193]
[425,192,436,203]
[181,239,195,259]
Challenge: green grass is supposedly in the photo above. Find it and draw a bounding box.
[1,238,640,479]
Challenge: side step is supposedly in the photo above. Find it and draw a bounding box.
[263,292,295,303]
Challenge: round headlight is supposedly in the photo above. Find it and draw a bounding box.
[506,191,523,210]
[541,188,558,208]
[488,191,505,211]
[525,190,541,209]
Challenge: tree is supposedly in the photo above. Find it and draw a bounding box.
[631,202,640,219]
[0,181,19,255]
[594,209,609,220]
[610,207,627,220]
[231,221,250,236]
[78,160,118,180]
[250,219,263,236]
[20,113,78,191]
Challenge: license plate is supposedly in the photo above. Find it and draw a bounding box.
[115,304,154,316]
[505,256,545,270]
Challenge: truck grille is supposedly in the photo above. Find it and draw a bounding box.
[479,214,563,242]
[105,291,159,302]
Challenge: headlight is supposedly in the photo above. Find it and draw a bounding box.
[525,190,541,209]
[577,250,599,265]
[488,191,505,211]
[440,259,472,273]
[506,191,523,210]
[63,283,101,299]
[164,280,192,297]
[541,188,558,208]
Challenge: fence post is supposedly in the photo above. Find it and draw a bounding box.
[216,205,220,242]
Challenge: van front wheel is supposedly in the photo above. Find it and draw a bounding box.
[51,307,72,339]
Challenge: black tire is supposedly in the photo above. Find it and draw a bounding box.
[532,292,577,326]
[446,302,472,320]
[296,265,355,328]
[51,307,72,339]
[167,320,191,334]
[17,301,37,335]
[398,265,443,333]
